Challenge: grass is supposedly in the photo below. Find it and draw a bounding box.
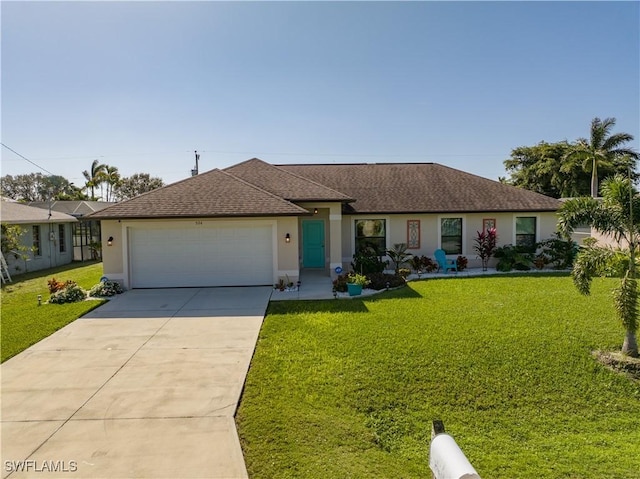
[236,275,640,479]
[1,261,105,362]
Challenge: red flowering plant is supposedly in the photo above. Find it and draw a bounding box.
[474,227,498,271]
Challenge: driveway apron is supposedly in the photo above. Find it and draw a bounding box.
[1,287,272,479]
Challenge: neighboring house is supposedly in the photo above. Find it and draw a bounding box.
[557,198,593,245]
[1,199,77,276]
[28,201,115,261]
[88,159,562,289]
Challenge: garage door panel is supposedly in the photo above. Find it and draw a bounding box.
[129,225,273,288]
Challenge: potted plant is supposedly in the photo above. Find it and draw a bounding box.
[346,272,369,296]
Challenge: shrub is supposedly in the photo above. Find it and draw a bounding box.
[474,228,498,270]
[89,280,124,297]
[410,255,438,273]
[398,268,411,279]
[351,247,388,274]
[332,273,349,293]
[386,243,412,273]
[366,272,406,290]
[494,245,534,271]
[534,253,549,270]
[48,277,75,294]
[49,284,87,304]
[456,256,468,271]
[537,233,578,269]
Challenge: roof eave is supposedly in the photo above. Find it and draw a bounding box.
[343,207,560,215]
[87,212,313,220]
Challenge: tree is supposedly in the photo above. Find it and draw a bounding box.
[558,175,640,357]
[503,140,634,198]
[100,165,121,202]
[564,117,639,198]
[1,173,87,202]
[114,173,164,201]
[40,175,87,201]
[82,159,106,200]
[1,173,46,201]
[1,224,34,270]
[503,141,580,198]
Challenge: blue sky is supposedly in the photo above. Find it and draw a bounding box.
[2,1,639,188]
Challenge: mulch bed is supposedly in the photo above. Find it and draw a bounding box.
[593,350,640,382]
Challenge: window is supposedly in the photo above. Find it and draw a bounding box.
[441,218,462,255]
[483,218,496,232]
[32,226,41,256]
[407,220,420,249]
[355,219,386,254]
[516,217,537,251]
[59,224,66,253]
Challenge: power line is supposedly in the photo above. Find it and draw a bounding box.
[3,147,505,166]
[194,149,503,159]
[1,143,56,176]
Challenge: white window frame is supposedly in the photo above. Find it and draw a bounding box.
[437,215,466,255]
[58,224,67,253]
[513,214,540,250]
[32,225,42,257]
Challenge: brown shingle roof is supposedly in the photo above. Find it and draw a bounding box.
[88,169,309,219]
[279,163,561,213]
[1,200,78,224]
[88,160,561,220]
[225,158,353,202]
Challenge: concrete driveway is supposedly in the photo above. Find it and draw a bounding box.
[1,287,272,478]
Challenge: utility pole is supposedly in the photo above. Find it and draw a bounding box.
[191,150,200,176]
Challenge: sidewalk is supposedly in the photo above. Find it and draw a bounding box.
[270,267,541,301]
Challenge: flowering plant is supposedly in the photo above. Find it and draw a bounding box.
[89,280,124,297]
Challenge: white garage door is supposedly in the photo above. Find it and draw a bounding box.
[129,224,274,288]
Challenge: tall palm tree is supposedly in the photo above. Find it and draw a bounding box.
[564,117,638,198]
[101,165,120,202]
[559,175,640,357]
[82,159,106,200]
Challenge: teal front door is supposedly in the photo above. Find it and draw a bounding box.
[302,220,325,268]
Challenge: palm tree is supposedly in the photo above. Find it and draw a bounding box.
[82,159,106,200]
[386,243,413,274]
[564,117,638,198]
[101,165,120,202]
[558,175,640,357]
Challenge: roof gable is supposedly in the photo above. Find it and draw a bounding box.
[88,168,309,219]
[28,201,115,217]
[280,163,561,213]
[224,158,353,202]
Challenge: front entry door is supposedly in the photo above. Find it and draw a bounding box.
[302,220,325,268]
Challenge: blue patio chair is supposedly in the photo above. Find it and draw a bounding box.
[434,249,457,273]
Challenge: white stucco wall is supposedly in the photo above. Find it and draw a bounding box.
[340,211,560,270]
[3,222,74,276]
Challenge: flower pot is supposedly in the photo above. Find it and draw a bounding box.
[347,283,363,296]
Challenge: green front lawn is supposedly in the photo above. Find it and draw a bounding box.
[1,262,105,362]
[237,275,640,478]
